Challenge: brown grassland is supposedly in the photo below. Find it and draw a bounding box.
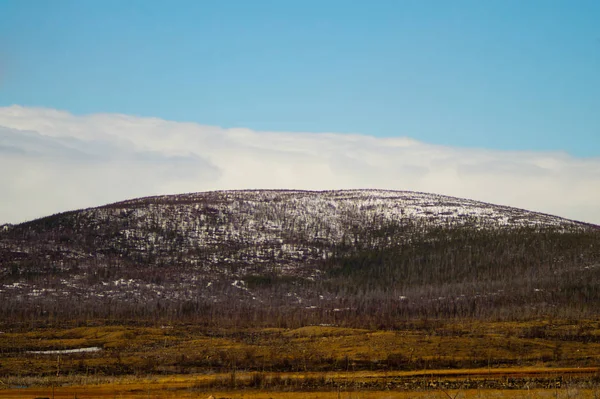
[2,319,600,398]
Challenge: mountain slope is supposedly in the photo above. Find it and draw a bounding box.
[1,189,599,323]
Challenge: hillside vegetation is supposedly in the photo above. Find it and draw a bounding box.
[1,189,599,325]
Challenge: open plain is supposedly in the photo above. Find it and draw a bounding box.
[2,320,600,398]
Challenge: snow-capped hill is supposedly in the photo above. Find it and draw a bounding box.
[97,190,586,246]
[109,189,584,228]
[1,189,598,316]
[58,189,583,269]
[4,190,592,270]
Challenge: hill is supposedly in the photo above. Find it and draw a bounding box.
[1,189,599,325]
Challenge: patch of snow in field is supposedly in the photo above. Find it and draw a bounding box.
[27,347,102,355]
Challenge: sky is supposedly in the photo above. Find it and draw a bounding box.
[0,0,599,224]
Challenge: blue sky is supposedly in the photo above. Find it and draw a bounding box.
[1,0,600,224]
[1,0,599,156]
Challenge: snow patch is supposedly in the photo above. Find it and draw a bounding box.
[27,347,102,355]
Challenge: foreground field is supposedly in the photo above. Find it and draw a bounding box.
[2,320,600,397]
[3,319,600,376]
[1,371,600,399]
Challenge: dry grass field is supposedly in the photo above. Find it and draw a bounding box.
[2,319,600,398]
[1,374,600,399]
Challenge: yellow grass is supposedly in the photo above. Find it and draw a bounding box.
[2,319,600,398]
[2,319,600,376]
[1,372,600,399]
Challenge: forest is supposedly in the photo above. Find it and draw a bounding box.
[1,217,599,326]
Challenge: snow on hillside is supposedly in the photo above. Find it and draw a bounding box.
[57,189,579,270]
[111,189,581,229]
[0,189,593,306]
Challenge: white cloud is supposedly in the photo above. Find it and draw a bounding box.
[0,105,599,225]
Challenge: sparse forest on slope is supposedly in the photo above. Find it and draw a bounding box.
[1,189,599,325]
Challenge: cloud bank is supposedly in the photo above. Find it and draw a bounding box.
[1,105,599,225]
